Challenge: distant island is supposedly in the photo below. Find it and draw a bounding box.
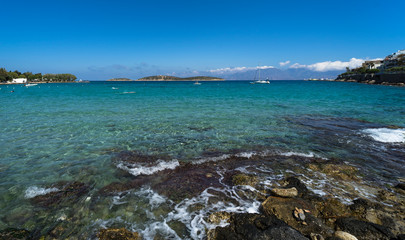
[107,78,134,81]
[335,50,405,86]
[137,75,224,81]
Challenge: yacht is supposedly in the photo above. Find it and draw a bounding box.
[250,66,270,84]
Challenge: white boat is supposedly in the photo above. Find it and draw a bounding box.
[194,81,201,85]
[250,66,270,84]
[254,80,270,84]
[25,83,38,87]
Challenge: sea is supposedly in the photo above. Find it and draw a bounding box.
[0,81,404,239]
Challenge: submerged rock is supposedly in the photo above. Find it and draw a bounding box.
[97,228,141,240]
[98,176,152,196]
[113,151,161,165]
[0,228,31,240]
[232,173,259,187]
[151,163,222,201]
[208,213,308,240]
[30,181,90,208]
[307,163,359,181]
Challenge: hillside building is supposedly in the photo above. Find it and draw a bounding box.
[362,60,384,69]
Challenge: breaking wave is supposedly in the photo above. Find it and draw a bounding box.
[361,128,405,143]
[117,160,180,176]
[25,186,59,199]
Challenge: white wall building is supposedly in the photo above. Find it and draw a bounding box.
[12,78,27,83]
[362,60,383,69]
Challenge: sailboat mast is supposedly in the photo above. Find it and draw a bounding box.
[258,65,261,81]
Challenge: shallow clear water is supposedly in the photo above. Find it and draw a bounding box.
[0,81,404,238]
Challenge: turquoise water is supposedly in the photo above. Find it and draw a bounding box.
[1,81,404,238]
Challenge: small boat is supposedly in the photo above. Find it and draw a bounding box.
[194,81,201,85]
[77,79,90,83]
[25,83,38,87]
[254,80,270,84]
[251,66,270,84]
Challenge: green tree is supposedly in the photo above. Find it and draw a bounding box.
[23,72,33,78]
[8,71,19,79]
[0,68,9,82]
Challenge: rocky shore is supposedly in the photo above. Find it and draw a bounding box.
[1,151,404,239]
[335,73,405,87]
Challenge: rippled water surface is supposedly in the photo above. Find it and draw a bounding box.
[0,81,404,238]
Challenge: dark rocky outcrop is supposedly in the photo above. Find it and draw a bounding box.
[208,213,308,240]
[335,217,395,240]
[261,196,333,237]
[335,73,405,86]
[283,176,310,197]
[395,183,405,191]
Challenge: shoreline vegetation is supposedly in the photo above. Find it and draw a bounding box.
[0,67,77,84]
[107,75,225,81]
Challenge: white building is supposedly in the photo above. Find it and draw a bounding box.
[362,60,384,69]
[392,49,405,58]
[12,78,27,83]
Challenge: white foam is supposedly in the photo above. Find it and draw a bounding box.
[117,160,180,176]
[110,195,127,208]
[280,151,316,158]
[361,128,405,143]
[235,151,256,158]
[164,183,261,239]
[25,186,59,198]
[194,154,230,164]
[235,166,252,174]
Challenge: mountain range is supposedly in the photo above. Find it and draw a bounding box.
[180,68,342,80]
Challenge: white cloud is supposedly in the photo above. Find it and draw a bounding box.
[209,65,274,74]
[279,60,291,67]
[289,58,366,72]
[289,63,307,69]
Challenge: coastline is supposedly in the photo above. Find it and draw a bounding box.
[0,81,84,85]
[335,72,405,87]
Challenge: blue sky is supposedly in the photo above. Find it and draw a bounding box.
[1,0,404,79]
